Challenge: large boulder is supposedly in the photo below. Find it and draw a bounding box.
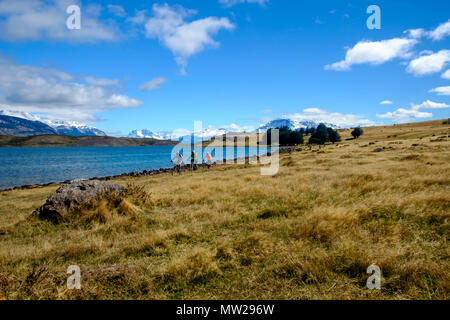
[31,180,123,223]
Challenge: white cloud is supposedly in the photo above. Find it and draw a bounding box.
[0,56,142,123]
[84,76,120,87]
[144,4,235,74]
[0,0,120,43]
[376,108,432,123]
[139,77,168,91]
[376,100,449,123]
[428,19,450,41]
[287,108,376,127]
[403,28,426,39]
[406,50,450,76]
[380,100,393,105]
[442,69,450,80]
[219,0,268,7]
[429,86,450,96]
[325,38,417,71]
[259,109,274,114]
[107,4,126,18]
[413,100,450,109]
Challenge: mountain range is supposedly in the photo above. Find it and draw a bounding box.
[128,119,337,141]
[0,110,106,137]
[0,109,337,140]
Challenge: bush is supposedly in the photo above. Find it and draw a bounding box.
[351,127,363,139]
[308,123,340,144]
[327,127,341,143]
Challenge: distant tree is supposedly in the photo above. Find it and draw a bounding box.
[265,127,304,146]
[351,127,363,139]
[327,127,341,143]
[309,123,328,144]
[287,129,304,145]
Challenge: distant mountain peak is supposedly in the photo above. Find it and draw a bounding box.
[258,118,338,131]
[0,114,57,136]
[127,118,339,142]
[0,109,106,137]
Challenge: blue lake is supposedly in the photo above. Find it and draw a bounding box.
[0,146,270,189]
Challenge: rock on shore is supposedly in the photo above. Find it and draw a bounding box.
[31,180,123,223]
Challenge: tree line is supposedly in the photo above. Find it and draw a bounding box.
[265,124,363,146]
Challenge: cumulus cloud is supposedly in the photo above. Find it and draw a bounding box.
[219,0,268,7]
[442,69,450,80]
[380,100,393,105]
[406,50,450,76]
[0,0,120,43]
[139,77,168,91]
[376,100,449,123]
[144,4,235,74]
[325,38,417,71]
[403,28,426,39]
[0,56,142,123]
[413,100,450,109]
[403,20,450,41]
[286,108,376,128]
[428,19,450,41]
[429,86,450,96]
[376,108,432,123]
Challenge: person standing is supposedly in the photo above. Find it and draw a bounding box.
[203,151,213,169]
[172,152,183,175]
[190,150,198,171]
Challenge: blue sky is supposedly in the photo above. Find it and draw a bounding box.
[0,0,449,136]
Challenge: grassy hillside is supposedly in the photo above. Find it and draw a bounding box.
[0,135,177,147]
[0,119,448,299]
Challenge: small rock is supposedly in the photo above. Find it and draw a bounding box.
[374,148,384,152]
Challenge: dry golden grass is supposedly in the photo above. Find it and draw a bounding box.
[0,119,449,300]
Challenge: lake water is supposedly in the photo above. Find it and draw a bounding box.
[0,146,270,189]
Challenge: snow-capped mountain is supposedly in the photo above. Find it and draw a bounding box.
[45,120,106,137]
[127,125,253,141]
[128,129,166,140]
[128,128,230,141]
[0,110,106,136]
[127,118,339,141]
[258,119,338,131]
[0,114,58,136]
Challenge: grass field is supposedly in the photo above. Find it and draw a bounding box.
[0,119,449,300]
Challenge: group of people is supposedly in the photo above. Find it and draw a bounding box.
[171,150,213,174]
